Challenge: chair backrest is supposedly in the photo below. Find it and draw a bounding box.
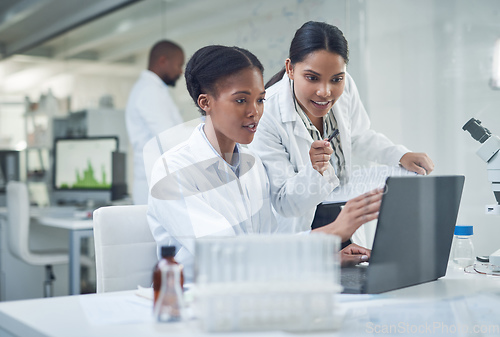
[93,205,157,293]
[6,181,31,261]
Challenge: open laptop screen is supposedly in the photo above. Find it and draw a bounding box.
[364,175,465,294]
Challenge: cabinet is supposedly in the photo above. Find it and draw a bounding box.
[52,109,129,152]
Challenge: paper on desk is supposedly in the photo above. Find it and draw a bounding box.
[324,165,416,204]
[79,294,153,325]
[135,286,154,301]
[134,284,194,302]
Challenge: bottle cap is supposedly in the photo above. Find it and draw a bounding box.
[454,225,473,236]
[161,245,176,257]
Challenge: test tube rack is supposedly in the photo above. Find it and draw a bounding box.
[192,233,341,332]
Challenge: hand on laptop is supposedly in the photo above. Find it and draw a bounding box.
[340,243,370,267]
[313,188,383,242]
[399,152,434,175]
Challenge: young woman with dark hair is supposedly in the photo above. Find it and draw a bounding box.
[147,45,382,281]
[249,21,434,241]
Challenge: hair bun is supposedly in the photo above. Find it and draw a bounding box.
[184,45,264,116]
[184,68,200,99]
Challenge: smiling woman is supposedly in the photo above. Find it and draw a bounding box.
[249,21,434,239]
[286,50,346,132]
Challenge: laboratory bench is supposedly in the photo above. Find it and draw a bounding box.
[0,267,498,337]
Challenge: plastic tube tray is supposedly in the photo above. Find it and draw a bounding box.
[193,234,341,332]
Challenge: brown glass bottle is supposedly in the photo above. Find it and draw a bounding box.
[153,246,184,305]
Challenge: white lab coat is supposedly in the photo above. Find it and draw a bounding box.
[147,124,277,282]
[249,73,409,233]
[126,70,183,205]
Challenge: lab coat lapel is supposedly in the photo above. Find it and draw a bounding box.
[150,127,226,200]
[277,75,312,142]
[332,104,351,179]
[189,127,238,187]
[291,115,313,142]
[237,153,258,234]
[190,130,253,230]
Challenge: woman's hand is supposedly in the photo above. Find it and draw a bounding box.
[309,139,333,175]
[400,152,434,175]
[313,188,383,242]
[340,243,371,267]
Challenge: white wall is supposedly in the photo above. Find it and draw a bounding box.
[161,0,351,120]
[364,0,500,255]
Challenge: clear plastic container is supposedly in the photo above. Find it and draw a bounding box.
[193,234,341,332]
[452,225,475,269]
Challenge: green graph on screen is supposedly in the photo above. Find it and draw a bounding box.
[59,160,110,189]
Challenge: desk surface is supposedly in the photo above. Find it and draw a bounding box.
[36,215,92,230]
[0,269,499,337]
[32,206,93,230]
[1,206,93,230]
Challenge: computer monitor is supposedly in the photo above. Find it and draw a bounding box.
[53,137,122,205]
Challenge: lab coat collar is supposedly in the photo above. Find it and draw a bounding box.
[190,124,259,176]
[189,124,232,171]
[276,73,297,123]
[150,123,256,200]
[141,69,170,88]
[275,73,313,142]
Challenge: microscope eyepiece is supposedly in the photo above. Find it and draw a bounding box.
[462,118,491,144]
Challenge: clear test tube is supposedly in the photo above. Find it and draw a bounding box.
[263,236,273,282]
[210,243,221,284]
[310,236,321,281]
[330,236,340,284]
[233,244,246,282]
[275,237,286,282]
[255,236,265,282]
[222,245,233,283]
[194,241,208,285]
[300,236,310,282]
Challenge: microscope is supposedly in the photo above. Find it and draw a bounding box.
[462,118,500,270]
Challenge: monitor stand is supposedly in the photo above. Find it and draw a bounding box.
[52,190,111,208]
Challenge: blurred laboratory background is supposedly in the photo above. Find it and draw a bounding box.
[0,0,500,300]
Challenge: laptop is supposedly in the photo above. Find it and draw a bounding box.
[341,175,465,294]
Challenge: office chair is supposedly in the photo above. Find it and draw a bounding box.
[93,205,157,293]
[6,181,68,297]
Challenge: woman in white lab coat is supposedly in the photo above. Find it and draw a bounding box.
[147,45,382,281]
[249,21,434,238]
